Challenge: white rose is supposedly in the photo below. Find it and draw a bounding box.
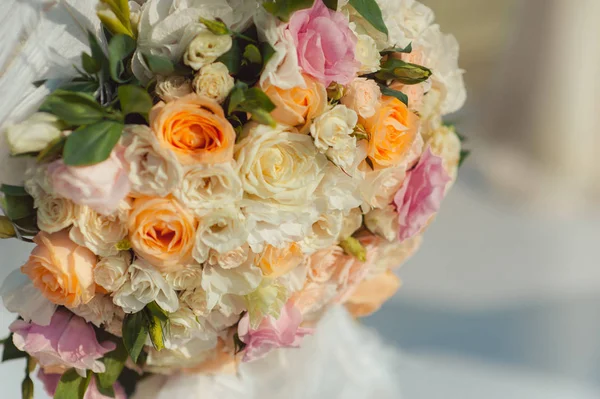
[375,0,435,48]
[184,32,232,71]
[192,62,235,103]
[94,251,132,293]
[69,206,128,257]
[425,124,462,181]
[364,205,399,242]
[207,244,253,269]
[201,259,262,310]
[5,113,62,155]
[338,207,363,240]
[174,162,242,215]
[180,287,210,317]
[131,0,239,83]
[69,295,118,327]
[113,259,179,314]
[310,105,358,170]
[24,165,54,207]
[315,163,362,213]
[193,206,248,263]
[155,75,193,103]
[303,210,344,252]
[123,125,183,197]
[36,195,78,233]
[354,29,382,75]
[165,305,220,350]
[163,264,203,291]
[235,123,327,206]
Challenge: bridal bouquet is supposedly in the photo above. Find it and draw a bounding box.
[0,0,466,398]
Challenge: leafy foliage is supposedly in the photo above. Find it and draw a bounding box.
[63,121,124,166]
[348,0,388,35]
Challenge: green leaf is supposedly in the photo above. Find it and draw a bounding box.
[233,332,247,355]
[63,121,124,166]
[340,236,367,262]
[227,82,249,115]
[81,53,101,75]
[145,312,165,351]
[228,85,276,127]
[365,157,375,171]
[11,214,39,238]
[118,85,153,121]
[122,312,148,363]
[96,340,128,396]
[39,90,105,126]
[323,0,338,10]
[108,34,136,83]
[349,0,388,35]
[142,53,175,75]
[0,216,16,239]
[199,18,231,35]
[375,58,432,85]
[2,194,35,221]
[0,185,28,197]
[88,32,109,70]
[217,39,242,75]
[263,0,315,22]
[37,136,67,163]
[54,369,92,399]
[2,334,27,362]
[381,43,412,55]
[378,84,408,106]
[261,42,276,70]
[58,80,99,96]
[94,377,115,399]
[243,44,262,65]
[146,302,169,323]
[240,88,276,113]
[459,149,470,168]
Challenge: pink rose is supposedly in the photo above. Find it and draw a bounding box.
[238,301,313,362]
[47,146,130,215]
[393,147,451,242]
[38,368,127,399]
[287,0,359,86]
[9,309,116,374]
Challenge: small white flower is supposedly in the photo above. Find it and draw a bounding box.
[174,162,243,215]
[69,295,119,327]
[310,105,358,170]
[69,206,128,257]
[353,28,382,75]
[165,305,219,349]
[94,252,132,293]
[5,113,62,155]
[163,264,203,291]
[201,259,262,310]
[193,207,248,263]
[364,205,399,242]
[315,163,362,213]
[123,125,183,197]
[207,244,253,269]
[303,210,344,252]
[184,31,233,70]
[192,62,234,103]
[155,75,193,103]
[113,259,179,314]
[36,195,78,233]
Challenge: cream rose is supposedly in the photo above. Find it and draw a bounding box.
[5,113,63,155]
[309,105,358,169]
[339,207,363,240]
[69,295,119,327]
[353,28,382,75]
[36,195,78,234]
[207,245,254,269]
[163,264,203,291]
[303,211,344,252]
[193,207,248,263]
[315,163,362,213]
[184,31,233,70]
[113,259,179,314]
[174,162,243,215]
[341,77,381,119]
[364,205,399,242]
[69,205,129,257]
[24,165,54,208]
[424,124,462,181]
[94,252,132,293]
[201,260,262,310]
[192,62,234,103]
[235,123,327,206]
[155,75,193,103]
[123,125,183,197]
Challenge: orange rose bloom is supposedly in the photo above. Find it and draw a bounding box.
[21,230,96,307]
[128,196,198,272]
[363,96,419,168]
[345,271,401,317]
[262,75,327,133]
[150,94,235,165]
[257,243,304,278]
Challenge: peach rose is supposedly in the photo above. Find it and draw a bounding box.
[128,197,198,272]
[262,75,327,133]
[21,230,96,307]
[257,243,304,279]
[341,78,381,119]
[363,96,419,169]
[345,271,401,317]
[150,94,236,165]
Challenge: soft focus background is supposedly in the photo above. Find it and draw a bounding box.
[2,0,600,398]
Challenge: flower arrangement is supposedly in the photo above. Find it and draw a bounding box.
[0,0,466,398]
